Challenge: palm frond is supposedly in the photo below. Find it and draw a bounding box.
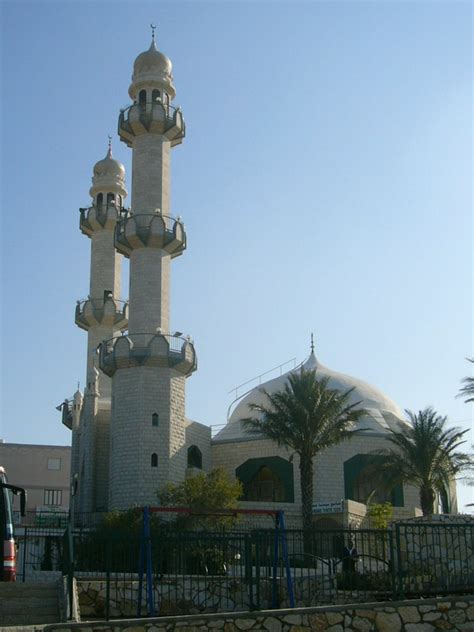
[457,358,474,403]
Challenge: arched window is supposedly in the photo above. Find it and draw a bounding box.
[152,413,159,427]
[107,192,115,206]
[139,90,147,107]
[152,89,161,102]
[151,453,158,467]
[343,454,404,507]
[117,195,122,208]
[187,445,202,469]
[237,457,294,503]
[96,193,103,209]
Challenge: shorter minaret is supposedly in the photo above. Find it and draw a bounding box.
[73,143,129,514]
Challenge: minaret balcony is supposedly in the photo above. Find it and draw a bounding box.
[75,297,129,331]
[79,204,130,237]
[118,102,185,147]
[115,213,186,258]
[56,398,73,430]
[98,332,197,377]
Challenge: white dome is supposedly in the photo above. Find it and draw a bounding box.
[214,352,408,442]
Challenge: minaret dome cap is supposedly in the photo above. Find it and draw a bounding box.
[93,145,125,180]
[89,142,128,200]
[129,38,176,99]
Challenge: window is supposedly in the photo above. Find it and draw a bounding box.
[152,413,159,427]
[139,90,147,107]
[245,466,285,502]
[187,445,202,469]
[96,192,103,208]
[47,458,61,471]
[152,89,161,102]
[107,192,115,206]
[236,457,294,503]
[151,453,158,467]
[44,489,62,506]
[343,454,404,507]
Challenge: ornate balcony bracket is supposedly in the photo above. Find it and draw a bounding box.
[56,399,73,430]
[79,205,130,237]
[115,214,186,258]
[75,297,129,331]
[118,102,185,147]
[98,333,197,378]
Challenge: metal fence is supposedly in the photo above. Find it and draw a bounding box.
[16,519,474,619]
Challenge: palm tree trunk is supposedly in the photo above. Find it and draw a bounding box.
[420,485,435,515]
[299,452,314,552]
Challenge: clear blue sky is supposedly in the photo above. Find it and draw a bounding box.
[1,1,472,509]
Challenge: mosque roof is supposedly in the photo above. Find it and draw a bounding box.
[213,350,409,443]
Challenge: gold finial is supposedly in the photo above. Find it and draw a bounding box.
[310,333,315,354]
[151,23,156,42]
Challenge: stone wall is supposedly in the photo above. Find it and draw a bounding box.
[45,595,474,631]
[77,575,340,619]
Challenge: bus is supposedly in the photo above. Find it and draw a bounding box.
[0,466,26,581]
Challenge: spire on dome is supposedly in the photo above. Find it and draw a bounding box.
[150,23,157,44]
[107,135,113,158]
[310,332,315,354]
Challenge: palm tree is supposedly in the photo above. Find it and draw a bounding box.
[458,358,474,403]
[375,408,473,515]
[241,368,366,533]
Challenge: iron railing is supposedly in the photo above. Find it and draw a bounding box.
[101,332,192,355]
[16,517,474,619]
[116,213,184,236]
[119,101,182,122]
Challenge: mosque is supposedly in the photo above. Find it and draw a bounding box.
[59,33,456,527]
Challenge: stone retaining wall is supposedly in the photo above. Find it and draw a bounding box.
[45,595,474,631]
[76,577,377,618]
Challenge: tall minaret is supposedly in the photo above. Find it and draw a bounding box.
[99,31,197,510]
[73,145,129,513]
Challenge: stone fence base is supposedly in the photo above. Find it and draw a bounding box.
[45,595,474,631]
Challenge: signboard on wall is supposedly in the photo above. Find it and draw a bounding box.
[312,501,343,514]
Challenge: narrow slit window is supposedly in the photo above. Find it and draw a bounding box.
[152,413,159,427]
[152,89,161,102]
[151,453,158,467]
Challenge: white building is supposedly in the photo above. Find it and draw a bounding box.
[60,33,456,527]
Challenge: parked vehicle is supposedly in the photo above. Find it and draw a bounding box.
[0,466,26,580]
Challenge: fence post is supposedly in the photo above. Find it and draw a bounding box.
[395,522,404,600]
[105,539,111,621]
[67,525,75,620]
[21,526,28,582]
[244,533,254,609]
[254,532,261,610]
[388,528,397,601]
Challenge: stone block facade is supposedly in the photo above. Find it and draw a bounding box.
[109,367,187,509]
[46,595,474,631]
